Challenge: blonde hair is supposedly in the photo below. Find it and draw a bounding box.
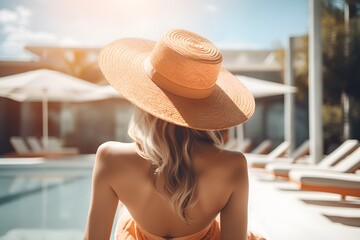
[128,107,223,223]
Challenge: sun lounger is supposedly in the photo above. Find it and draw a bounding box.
[42,136,79,154]
[289,171,360,200]
[7,137,45,157]
[266,139,358,178]
[246,141,290,168]
[328,147,360,173]
[251,139,272,154]
[6,136,79,158]
[274,140,310,163]
[9,137,30,154]
[27,136,43,153]
[46,136,65,151]
[250,140,309,168]
[288,146,360,188]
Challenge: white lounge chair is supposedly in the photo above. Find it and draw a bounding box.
[251,139,272,154]
[42,136,79,154]
[10,137,30,154]
[246,141,290,168]
[27,136,44,153]
[274,140,310,163]
[289,171,360,200]
[266,139,358,178]
[252,140,310,168]
[8,136,79,158]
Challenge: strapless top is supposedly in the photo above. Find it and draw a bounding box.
[115,218,220,240]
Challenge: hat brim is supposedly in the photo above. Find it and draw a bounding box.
[98,38,255,130]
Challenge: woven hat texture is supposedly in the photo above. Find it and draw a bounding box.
[98,29,255,130]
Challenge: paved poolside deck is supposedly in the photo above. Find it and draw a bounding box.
[248,168,360,240]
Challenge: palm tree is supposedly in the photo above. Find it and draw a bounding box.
[25,46,106,84]
[60,48,107,84]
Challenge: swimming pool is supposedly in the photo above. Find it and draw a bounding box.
[0,155,118,240]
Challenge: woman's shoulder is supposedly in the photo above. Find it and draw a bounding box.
[94,142,142,176]
[96,141,136,159]
[204,144,246,165]
[197,144,248,176]
[218,148,248,180]
[222,149,247,169]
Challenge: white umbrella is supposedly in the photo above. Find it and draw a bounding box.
[237,75,297,98]
[0,69,99,150]
[74,85,123,102]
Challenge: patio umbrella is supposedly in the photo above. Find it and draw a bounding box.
[0,69,99,150]
[238,75,297,98]
[74,85,123,102]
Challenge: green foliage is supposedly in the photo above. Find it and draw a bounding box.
[293,0,360,147]
[322,0,360,103]
[322,0,360,142]
[323,104,342,143]
[293,35,309,102]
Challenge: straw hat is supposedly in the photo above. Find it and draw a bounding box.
[98,29,255,130]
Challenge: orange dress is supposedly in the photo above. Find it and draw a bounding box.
[116,218,220,240]
[115,217,266,240]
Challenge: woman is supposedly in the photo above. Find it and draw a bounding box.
[84,29,260,240]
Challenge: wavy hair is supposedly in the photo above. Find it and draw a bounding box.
[128,107,223,223]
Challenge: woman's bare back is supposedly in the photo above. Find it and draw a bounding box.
[90,141,249,239]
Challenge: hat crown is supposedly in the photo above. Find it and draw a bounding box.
[163,29,222,64]
[146,29,223,98]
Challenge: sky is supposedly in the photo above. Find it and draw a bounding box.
[0,0,308,60]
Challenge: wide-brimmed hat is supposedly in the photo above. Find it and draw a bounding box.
[98,29,255,130]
